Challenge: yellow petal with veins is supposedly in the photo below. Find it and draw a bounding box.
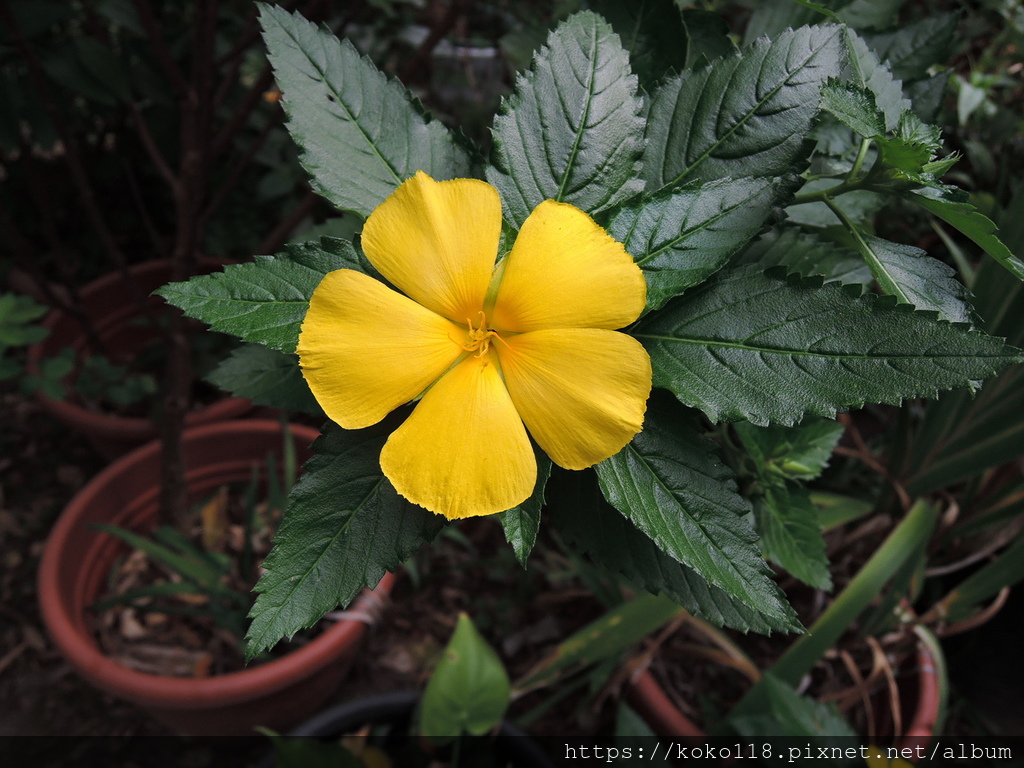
[297,269,463,430]
[496,328,651,469]
[380,352,535,519]
[489,200,646,332]
[361,171,501,324]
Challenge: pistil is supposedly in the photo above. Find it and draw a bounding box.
[460,311,505,356]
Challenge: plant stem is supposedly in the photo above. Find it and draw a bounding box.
[847,137,873,183]
[791,139,875,205]
[824,195,914,305]
[159,0,219,529]
[792,179,857,205]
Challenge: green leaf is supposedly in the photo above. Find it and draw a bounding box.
[681,9,736,69]
[727,673,857,738]
[246,419,444,659]
[0,293,48,346]
[0,357,22,382]
[842,29,909,132]
[873,111,946,183]
[259,4,470,217]
[903,257,1024,495]
[642,25,844,191]
[740,227,872,286]
[499,450,551,568]
[905,72,948,123]
[744,0,901,44]
[768,500,938,688]
[207,344,323,416]
[876,135,933,179]
[940,532,1024,624]
[607,177,794,313]
[811,491,872,531]
[635,266,1023,426]
[616,702,657,738]
[157,240,361,354]
[90,581,214,613]
[820,80,885,138]
[594,392,798,629]
[486,11,645,228]
[259,728,362,768]
[75,37,131,103]
[421,613,510,741]
[863,13,958,83]
[90,524,225,591]
[908,186,1024,281]
[548,467,800,634]
[40,44,118,106]
[1,0,73,41]
[856,234,974,324]
[516,594,683,691]
[590,0,687,86]
[753,483,831,590]
[734,417,845,481]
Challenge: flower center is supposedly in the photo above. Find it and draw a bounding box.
[460,311,504,357]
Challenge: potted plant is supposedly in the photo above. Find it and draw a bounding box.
[25,258,253,458]
[151,0,1022,747]
[38,419,394,737]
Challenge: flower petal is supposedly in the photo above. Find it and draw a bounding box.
[361,171,501,323]
[496,328,651,469]
[297,269,464,429]
[489,200,646,332]
[380,352,535,519]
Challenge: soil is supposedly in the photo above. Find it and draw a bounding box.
[88,479,324,679]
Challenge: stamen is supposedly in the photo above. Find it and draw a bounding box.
[458,311,504,356]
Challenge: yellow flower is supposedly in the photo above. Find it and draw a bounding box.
[297,171,652,519]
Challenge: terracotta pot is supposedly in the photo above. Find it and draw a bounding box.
[38,420,393,737]
[627,638,941,744]
[26,259,252,459]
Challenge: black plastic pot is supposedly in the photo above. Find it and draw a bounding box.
[260,690,558,768]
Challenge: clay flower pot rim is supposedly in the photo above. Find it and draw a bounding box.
[38,419,391,710]
[627,637,941,742]
[25,258,251,448]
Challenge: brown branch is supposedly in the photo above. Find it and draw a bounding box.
[211,64,276,161]
[397,0,470,84]
[158,0,221,528]
[213,0,307,70]
[210,0,360,162]
[121,159,171,259]
[838,414,912,511]
[132,0,189,96]
[212,0,309,108]
[0,205,109,354]
[127,101,179,192]
[201,111,282,228]
[20,148,66,256]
